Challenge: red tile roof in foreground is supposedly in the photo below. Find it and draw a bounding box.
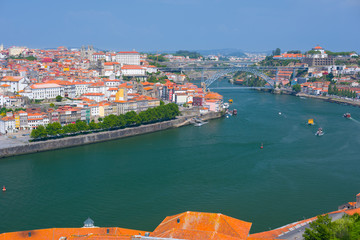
[2,208,360,240]
[0,227,146,240]
[151,211,252,240]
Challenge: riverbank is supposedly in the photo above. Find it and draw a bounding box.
[296,92,360,107]
[260,87,360,108]
[0,111,223,159]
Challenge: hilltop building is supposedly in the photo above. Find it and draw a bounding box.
[303,45,335,66]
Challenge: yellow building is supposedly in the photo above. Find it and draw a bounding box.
[14,114,20,129]
[115,88,127,101]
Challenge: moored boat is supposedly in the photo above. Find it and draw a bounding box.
[308,119,314,125]
[228,99,233,103]
[233,109,237,115]
[315,128,324,136]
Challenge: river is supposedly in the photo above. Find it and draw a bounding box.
[1,82,360,234]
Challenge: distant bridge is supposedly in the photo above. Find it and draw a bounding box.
[159,65,308,90]
[204,67,276,88]
[208,86,270,90]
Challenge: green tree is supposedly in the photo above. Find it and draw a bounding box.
[328,84,333,95]
[75,120,89,131]
[30,125,47,139]
[125,111,141,126]
[333,84,338,95]
[62,123,78,134]
[304,213,360,240]
[292,84,301,93]
[89,121,99,130]
[272,48,281,56]
[46,122,62,136]
[326,72,334,82]
[56,95,63,102]
[303,214,333,240]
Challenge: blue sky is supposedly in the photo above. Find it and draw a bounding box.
[1,0,359,52]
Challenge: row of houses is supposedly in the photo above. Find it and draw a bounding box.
[0,94,160,134]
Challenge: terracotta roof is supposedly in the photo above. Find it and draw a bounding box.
[0,227,146,240]
[30,83,62,89]
[121,65,144,70]
[1,76,23,82]
[151,211,252,240]
[82,93,104,96]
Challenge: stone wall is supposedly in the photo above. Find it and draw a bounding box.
[0,112,223,159]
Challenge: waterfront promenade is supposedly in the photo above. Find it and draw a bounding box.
[0,111,223,158]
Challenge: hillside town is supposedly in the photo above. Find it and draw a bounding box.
[0,45,224,135]
[1,44,360,135]
[262,46,360,98]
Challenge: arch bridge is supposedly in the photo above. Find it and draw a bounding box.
[203,67,275,89]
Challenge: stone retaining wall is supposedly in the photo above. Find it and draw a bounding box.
[0,112,223,159]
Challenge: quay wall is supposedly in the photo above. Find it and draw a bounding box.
[0,111,223,159]
[296,93,360,107]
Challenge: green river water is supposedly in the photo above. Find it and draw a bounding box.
[0,84,360,234]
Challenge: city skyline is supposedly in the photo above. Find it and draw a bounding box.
[1,0,360,52]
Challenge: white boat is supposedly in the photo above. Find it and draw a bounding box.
[315,128,324,136]
[194,121,208,127]
[222,103,230,109]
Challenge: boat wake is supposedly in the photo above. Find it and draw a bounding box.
[350,117,360,124]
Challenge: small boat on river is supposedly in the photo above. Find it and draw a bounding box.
[194,121,208,127]
[233,109,237,115]
[228,99,233,103]
[315,128,324,136]
[193,118,208,127]
[344,113,351,119]
[308,119,314,125]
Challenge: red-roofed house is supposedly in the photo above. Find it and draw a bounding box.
[0,116,15,134]
[0,76,29,92]
[121,65,145,76]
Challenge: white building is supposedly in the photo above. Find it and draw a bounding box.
[0,94,4,106]
[8,46,28,56]
[88,82,106,94]
[27,113,45,129]
[121,65,145,76]
[21,83,64,100]
[144,65,158,74]
[116,51,140,65]
[89,104,100,117]
[82,93,105,102]
[309,46,328,58]
[92,52,106,61]
[0,116,16,134]
[0,76,29,92]
[74,82,91,97]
